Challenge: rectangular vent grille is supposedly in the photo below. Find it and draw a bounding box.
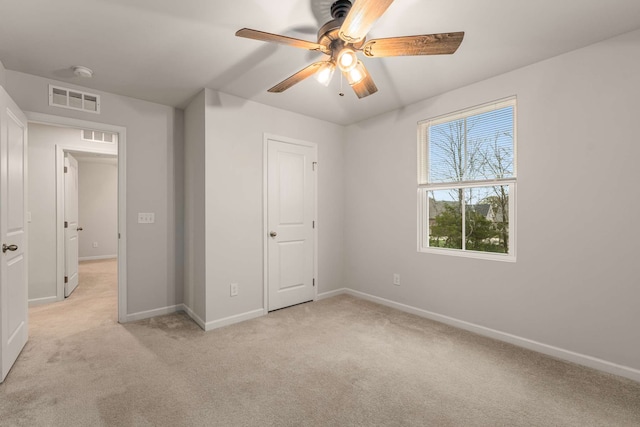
[49,85,100,113]
[81,129,117,144]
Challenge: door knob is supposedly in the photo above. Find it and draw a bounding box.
[77,227,83,231]
[2,244,18,253]
[270,231,277,237]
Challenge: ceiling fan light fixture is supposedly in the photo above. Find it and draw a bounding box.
[315,62,336,86]
[346,61,366,85]
[337,48,357,72]
[235,0,464,99]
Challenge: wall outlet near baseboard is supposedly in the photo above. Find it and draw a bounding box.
[93,242,98,248]
[230,283,238,297]
[393,274,400,286]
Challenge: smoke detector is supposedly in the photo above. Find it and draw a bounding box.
[72,66,93,78]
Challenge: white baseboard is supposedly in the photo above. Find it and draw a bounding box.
[317,288,348,300]
[204,308,264,332]
[124,304,182,323]
[337,288,640,383]
[182,304,206,330]
[79,255,117,262]
[28,296,58,307]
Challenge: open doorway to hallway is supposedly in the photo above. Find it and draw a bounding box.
[27,121,121,320]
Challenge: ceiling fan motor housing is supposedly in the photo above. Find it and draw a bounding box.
[330,0,352,19]
[318,0,364,53]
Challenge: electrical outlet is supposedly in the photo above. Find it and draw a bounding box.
[230,283,238,297]
[92,242,98,248]
[393,273,400,286]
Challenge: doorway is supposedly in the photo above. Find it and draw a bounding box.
[26,112,127,323]
[63,150,118,297]
[264,135,318,312]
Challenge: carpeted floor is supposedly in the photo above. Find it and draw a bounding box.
[1,259,639,426]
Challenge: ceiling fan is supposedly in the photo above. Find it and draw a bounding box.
[235,0,464,99]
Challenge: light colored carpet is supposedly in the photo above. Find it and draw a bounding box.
[1,259,639,426]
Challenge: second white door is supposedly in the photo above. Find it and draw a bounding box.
[64,153,79,297]
[267,138,316,311]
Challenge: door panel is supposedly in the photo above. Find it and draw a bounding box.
[267,139,316,311]
[64,154,79,297]
[1,87,28,383]
[278,241,306,290]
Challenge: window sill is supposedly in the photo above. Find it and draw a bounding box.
[418,247,516,263]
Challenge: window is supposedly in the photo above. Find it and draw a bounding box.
[418,97,516,261]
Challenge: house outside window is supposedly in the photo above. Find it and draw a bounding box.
[417,97,517,261]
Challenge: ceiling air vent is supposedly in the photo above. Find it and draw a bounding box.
[49,84,100,113]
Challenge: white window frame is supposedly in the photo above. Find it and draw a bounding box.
[417,97,517,262]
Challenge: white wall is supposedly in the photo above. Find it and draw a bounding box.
[7,72,184,316]
[183,90,206,323]
[78,158,118,260]
[192,89,345,326]
[0,60,5,88]
[344,29,640,374]
[27,124,117,302]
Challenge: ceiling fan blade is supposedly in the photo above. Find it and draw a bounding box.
[268,62,327,93]
[236,28,330,54]
[362,32,465,57]
[339,0,395,44]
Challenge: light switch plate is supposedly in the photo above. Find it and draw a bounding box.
[138,213,155,224]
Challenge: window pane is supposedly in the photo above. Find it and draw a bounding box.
[468,107,514,180]
[427,105,514,184]
[428,189,462,249]
[429,119,465,183]
[464,186,509,253]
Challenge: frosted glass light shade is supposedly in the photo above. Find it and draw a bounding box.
[337,48,357,72]
[346,61,366,85]
[316,63,336,86]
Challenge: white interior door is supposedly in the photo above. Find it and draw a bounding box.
[0,87,28,383]
[64,153,79,297]
[267,138,316,311]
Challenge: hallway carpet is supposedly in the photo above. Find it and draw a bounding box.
[1,259,639,426]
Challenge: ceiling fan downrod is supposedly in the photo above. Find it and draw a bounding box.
[330,0,352,19]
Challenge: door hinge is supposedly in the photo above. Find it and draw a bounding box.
[64,276,68,284]
[313,278,315,287]
[312,161,318,171]
[312,221,315,229]
[64,221,68,228]
[64,166,68,173]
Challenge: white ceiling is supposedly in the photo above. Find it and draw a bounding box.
[1,0,640,125]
